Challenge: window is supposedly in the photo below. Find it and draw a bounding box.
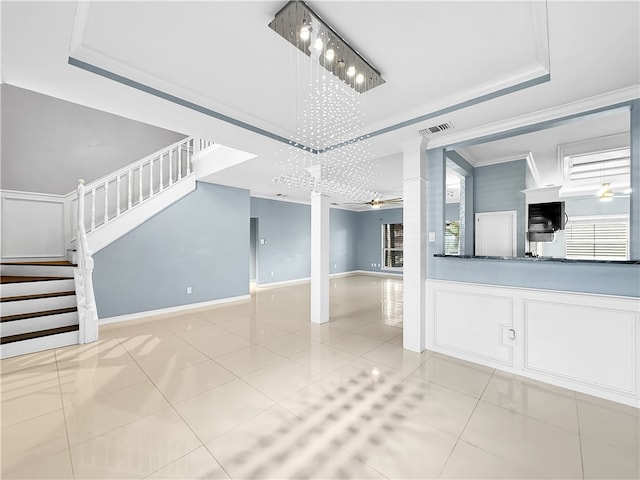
[382,223,403,269]
[565,215,629,260]
[445,221,461,255]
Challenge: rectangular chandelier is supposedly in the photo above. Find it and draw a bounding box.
[269,0,385,93]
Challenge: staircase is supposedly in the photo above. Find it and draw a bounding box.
[1,261,79,358]
[0,136,217,359]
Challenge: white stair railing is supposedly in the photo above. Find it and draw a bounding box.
[74,179,99,344]
[75,136,213,235]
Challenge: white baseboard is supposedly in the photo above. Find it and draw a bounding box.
[352,270,403,278]
[98,294,251,326]
[255,270,401,289]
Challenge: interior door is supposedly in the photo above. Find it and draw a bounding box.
[475,211,517,256]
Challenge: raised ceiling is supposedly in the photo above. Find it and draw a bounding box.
[2,1,639,207]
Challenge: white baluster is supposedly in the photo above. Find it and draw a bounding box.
[104,181,109,225]
[159,152,164,191]
[186,141,191,175]
[76,179,98,345]
[149,158,154,196]
[139,165,143,203]
[90,188,96,231]
[116,176,121,216]
[128,170,132,210]
[169,150,173,184]
[178,145,182,178]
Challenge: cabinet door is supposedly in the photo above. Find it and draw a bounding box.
[475,211,517,256]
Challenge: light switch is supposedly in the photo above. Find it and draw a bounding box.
[428,232,436,242]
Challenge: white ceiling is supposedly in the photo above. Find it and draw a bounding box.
[2,1,639,209]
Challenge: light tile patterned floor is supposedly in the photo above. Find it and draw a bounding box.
[1,275,638,479]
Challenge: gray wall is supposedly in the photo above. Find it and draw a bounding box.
[249,198,404,283]
[330,208,360,274]
[446,203,460,221]
[356,208,403,274]
[93,182,250,318]
[474,160,527,256]
[250,198,311,284]
[427,146,639,297]
[1,84,186,194]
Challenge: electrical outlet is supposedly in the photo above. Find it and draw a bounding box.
[271,270,275,277]
[186,286,192,294]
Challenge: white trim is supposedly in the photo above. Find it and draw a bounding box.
[426,279,640,408]
[257,277,311,288]
[430,85,639,150]
[98,294,251,326]
[473,152,531,168]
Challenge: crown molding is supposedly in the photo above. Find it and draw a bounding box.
[431,85,640,150]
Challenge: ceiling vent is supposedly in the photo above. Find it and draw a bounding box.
[419,122,453,137]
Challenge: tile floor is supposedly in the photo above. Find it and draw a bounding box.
[1,275,638,479]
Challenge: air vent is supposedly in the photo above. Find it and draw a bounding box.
[275,193,288,197]
[419,122,453,137]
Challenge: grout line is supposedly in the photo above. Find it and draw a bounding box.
[53,347,76,480]
[436,368,496,478]
[575,397,586,479]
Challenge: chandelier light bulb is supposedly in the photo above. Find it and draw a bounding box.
[313,38,323,51]
[346,66,356,77]
[300,25,310,41]
[355,73,364,84]
[325,48,335,61]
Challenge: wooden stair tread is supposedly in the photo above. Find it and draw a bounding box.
[1,290,76,303]
[1,261,76,267]
[1,276,70,284]
[1,306,78,323]
[1,325,79,345]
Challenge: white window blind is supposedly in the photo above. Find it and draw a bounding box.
[565,216,628,260]
[382,223,403,269]
[445,221,461,255]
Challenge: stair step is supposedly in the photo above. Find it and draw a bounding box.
[1,290,76,303]
[0,261,76,266]
[1,263,75,278]
[1,310,78,337]
[0,278,75,298]
[1,293,77,317]
[1,306,78,323]
[1,276,69,284]
[1,324,79,345]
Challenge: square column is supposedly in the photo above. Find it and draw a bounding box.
[401,137,428,352]
[311,191,330,324]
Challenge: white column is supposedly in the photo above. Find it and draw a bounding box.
[401,137,428,352]
[310,191,330,324]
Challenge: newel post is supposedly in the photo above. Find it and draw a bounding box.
[75,179,99,344]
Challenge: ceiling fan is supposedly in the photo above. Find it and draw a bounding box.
[334,197,403,209]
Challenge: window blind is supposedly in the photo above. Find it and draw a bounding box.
[565,218,628,260]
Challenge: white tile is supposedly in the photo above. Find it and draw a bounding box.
[481,371,579,433]
[134,344,209,380]
[1,449,74,479]
[71,407,201,479]
[461,401,582,478]
[64,380,169,446]
[440,440,546,479]
[242,358,322,401]
[206,405,310,479]
[1,410,69,473]
[146,446,229,479]
[290,344,359,375]
[326,332,383,356]
[151,360,235,404]
[413,353,493,398]
[581,436,640,479]
[215,345,283,376]
[174,378,274,443]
